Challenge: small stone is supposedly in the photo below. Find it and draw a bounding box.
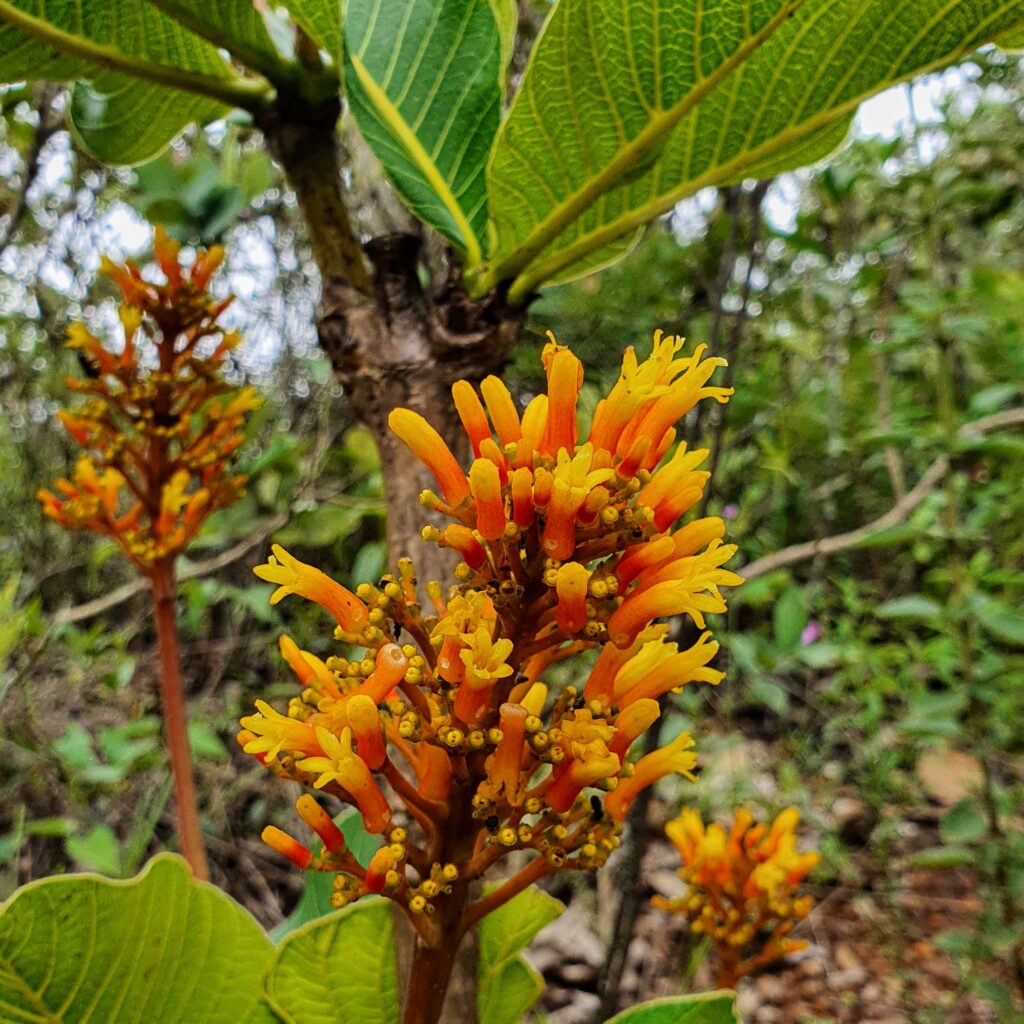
[831,797,877,845]
[755,976,786,1002]
[736,987,760,1017]
[829,966,868,990]
[549,992,600,1024]
[557,962,597,988]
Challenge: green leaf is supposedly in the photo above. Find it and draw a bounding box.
[0,853,275,1023]
[478,884,564,1024]
[940,799,989,845]
[748,677,789,715]
[65,824,123,876]
[488,0,516,90]
[280,0,342,62]
[876,595,943,620]
[604,991,741,1024]
[187,721,229,760]
[143,0,282,79]
[909,845,975,870]
[342,0,501,263]
[482,0,1024,298]
[265,899,400,1024]
[979,602,1024,647]
[269,809,380,942]
[270,871,335,943]
[998,24,1024,49]
[0,0,266,163]
[772,588,807,651]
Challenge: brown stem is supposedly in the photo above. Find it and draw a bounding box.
[402,891,470,1024]
[461,854,552,935]
[149,558,209,880]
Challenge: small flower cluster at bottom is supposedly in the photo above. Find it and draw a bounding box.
[654,807,819,987]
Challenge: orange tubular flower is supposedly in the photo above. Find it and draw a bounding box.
[388,408,470,506]
[295,794,347,854]
[655,807,819,988]
[255,544,369,634]
[262,826,313,870]
[555,562,590,634]
[470,458,507,540]
[245,329,740,938]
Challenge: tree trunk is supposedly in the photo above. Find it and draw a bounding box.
[259,96,525,581]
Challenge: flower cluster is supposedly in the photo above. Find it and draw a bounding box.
[241,331,741,942]
[37,227,259,571]
[655,807,819,987]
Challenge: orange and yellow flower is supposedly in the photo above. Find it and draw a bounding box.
[242,329,741,941]
[37,227,257,571]
[654,806,819,987]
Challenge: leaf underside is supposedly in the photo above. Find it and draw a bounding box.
[485,0,1024,293]
[0,0,236,163]
[342,0,502,263]
[0,854,274,1024]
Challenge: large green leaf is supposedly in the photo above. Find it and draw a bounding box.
[0,0,266,163]
[482,0,1024,299]
[70,74,226,165]
[264,898,400,1024]
[477,883,563,1024]
[605,992,741,1024]
[145,0,283,80]
[0,854,275,1024]
[0,1,234,85]
[342,0,502,265]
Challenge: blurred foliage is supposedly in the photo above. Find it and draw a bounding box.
[2,53,1024,1015]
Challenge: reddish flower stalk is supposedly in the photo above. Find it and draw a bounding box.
[39,228,259,880]
[242,331,741,1023]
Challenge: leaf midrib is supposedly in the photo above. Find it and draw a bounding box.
[504,1,1024,301]
[477,0,806,291]
[348,48,484,265]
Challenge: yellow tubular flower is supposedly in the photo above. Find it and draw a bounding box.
[604,730,698,822]
[254,544,369,633]
[296,728,391,833]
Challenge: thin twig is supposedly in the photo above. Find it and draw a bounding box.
[741,407,1024,580]
[51,512,289,626]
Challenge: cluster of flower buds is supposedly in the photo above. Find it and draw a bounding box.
[241,331,741,940]
[654,807,819,986]
[37,227,260,571]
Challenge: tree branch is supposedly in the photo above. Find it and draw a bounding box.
[741,407,1024,580]
[51,512,289,626]
[0,0,272,112]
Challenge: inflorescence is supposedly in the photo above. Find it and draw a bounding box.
[240,331,741,942]
[655,806,819,986]
[38,227,259,571]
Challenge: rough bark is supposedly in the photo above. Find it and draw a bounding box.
[258,96,525,582]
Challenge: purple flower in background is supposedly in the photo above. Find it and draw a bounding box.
[722,503,739,520]
[800,621,822,646]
